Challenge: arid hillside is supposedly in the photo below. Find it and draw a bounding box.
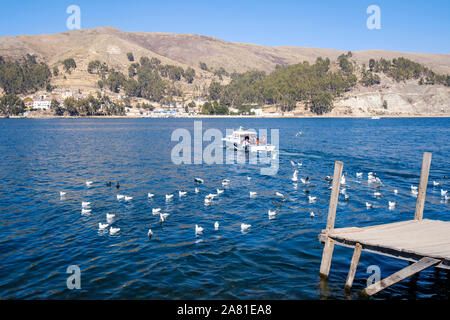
[0,27,449,116]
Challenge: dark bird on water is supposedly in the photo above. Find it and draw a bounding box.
[116,182,120,189]
[106,181,112,187]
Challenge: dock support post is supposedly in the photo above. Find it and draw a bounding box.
[345,243,362,290]
[326,161,343,232]
[319,161,343,279]
[414,152,432,220]
[319,237,335,279]
[361,257,440,296]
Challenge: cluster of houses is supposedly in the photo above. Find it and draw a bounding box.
[21,93,291,117]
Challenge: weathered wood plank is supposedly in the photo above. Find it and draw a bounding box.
[362,257,440,296]
[319,237,335,279]
[414,152,432,220]
[326,161,343,232]
[345,243,362,290]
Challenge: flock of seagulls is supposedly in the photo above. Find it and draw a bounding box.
[59,158,448,240]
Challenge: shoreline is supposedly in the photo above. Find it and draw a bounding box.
[2,114,450,119]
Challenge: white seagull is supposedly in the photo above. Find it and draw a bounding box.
[292,170,298,182]
[109,227,120,235]
[247,176,252,181]
[106,213,115,222]
[432,181,440,187]
[214,221,219,230]
[195,188,200,193]
[117,194,125,200]
[411,185,418,192]
[249,191,257,198]
[374,191,382,197]
[81,208,91,215]
[222,179,230,186]
[275,192,284,198]
[152,208,161,215]
[82,201,91,208]
[441,189,448,197]
[268,210,277,218]
[179,191,187,197]
[241,223,251,232]
[148,229,153,238]
[394,189,398,194]
[388,201,396,209]
[159,213,169,222]
[99,223,109,230]
[356,172,363,178]
[86,181,93,187]
[195,225,204,235]
[148,193,155,198]
[124,196,133,201]
[310,212,315,218]
[59,191,67,197]
[216,189,224,195]
[340,175,346,185]
[165,194,174,200]
[308,196,317,203]
[366,202,373,208]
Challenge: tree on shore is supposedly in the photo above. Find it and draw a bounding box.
[0,94,26,116]
[62,58,77,74]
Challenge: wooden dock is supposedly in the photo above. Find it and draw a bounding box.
[318,152,450,296]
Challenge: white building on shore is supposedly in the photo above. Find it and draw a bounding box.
[33,100,52,110]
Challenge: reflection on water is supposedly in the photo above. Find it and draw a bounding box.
[0,118,448,299]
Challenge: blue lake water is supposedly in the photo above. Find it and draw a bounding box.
[0,117,449,299]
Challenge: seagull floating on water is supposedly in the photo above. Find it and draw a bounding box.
[166,194,174,200]
[106,213,115,222]
[310,212,315,218]
[117,194,125,200]
[124,196,133,201]
[356,172,363,178]
[195,225,204,235]
[86,181,93,187]
[152,208,161,215]
[241,223,251,232]
[109,227,120,235]
[179,191,187,197]
[411,185,418,192]
[344,194,350,201]
[222,179,230,186]
[247,177,252,181]
[340,188,347,195]
[290,160,296,167]
[194,178,204,184]
[82,202,91,208]
[214,221,219,230]
[116,182,120,189]
[300,177,310,185]
[292,170,298,182]
[441,189,448,197]
[159,213,169,222]
[195,188,200,193]
[206,193,216,200]
[389,201,396,209]
[216,189,224,195]
[148,193,154,198]
[366,202,373,209]
[308,196,317,203]
[148,229,153,238]
[81,208,91,215]
[268,210,277,218]
[204,198,212,205]
[275,192,284,198]
[99,223,109,230]
[433,181,440,187]
[249,191,257,198]
[60,191,67,197]
[340,175,346,185]
[394,189,398,194]
[374,191,382,197]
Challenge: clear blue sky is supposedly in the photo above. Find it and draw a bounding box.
[0,0,449,53]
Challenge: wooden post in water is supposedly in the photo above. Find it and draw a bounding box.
[326,161,343,232]
[345,243,362,290]
[414,152,432,220]
[319,161,343,279]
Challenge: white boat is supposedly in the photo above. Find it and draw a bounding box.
[222,127,276,153]
[371,116,381,120]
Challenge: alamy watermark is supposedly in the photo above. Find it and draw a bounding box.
[66,5,81,30]
[367,5,381,30]
[171,121,279,176]
[66,265,81,290]
[367,265,381,288]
